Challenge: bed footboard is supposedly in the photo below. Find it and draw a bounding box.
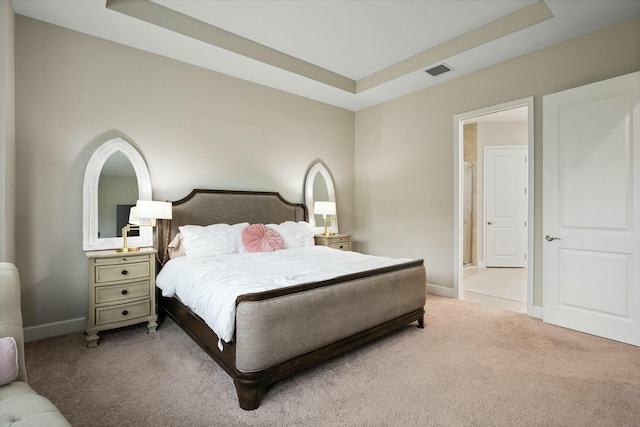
[235,261,426,373]
[233,307,425,409]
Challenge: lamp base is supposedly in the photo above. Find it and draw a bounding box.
[116,247,141,253]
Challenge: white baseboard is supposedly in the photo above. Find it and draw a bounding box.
[426,283,456,298]
[24,317,86,343]
[531,305,543,319]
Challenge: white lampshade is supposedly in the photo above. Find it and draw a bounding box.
[135,200,173,222]
[128,206,140,225]
[314,201,336,216]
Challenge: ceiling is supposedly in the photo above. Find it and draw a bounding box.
[12,0,640,111]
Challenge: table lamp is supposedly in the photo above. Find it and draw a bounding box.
[118,200,172,253]
[314,201,336,236]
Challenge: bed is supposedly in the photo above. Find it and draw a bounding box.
[155,189,427,410]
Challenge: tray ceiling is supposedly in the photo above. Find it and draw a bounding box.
[13,0,640,111]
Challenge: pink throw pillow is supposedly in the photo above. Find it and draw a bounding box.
[0,337,18,386]
[242,224,284,253]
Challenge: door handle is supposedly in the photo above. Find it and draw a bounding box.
[545,235,561,241]
[487,221,493,225]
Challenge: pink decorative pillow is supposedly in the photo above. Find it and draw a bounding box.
[242,224,284,253]
[0,337,18,386]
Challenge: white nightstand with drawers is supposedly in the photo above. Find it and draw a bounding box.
[85,248,157,347]
[314,234,351,251]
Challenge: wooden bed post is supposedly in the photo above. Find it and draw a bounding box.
[233,379,269,410]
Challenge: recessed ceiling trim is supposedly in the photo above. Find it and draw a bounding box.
[356,0,553,93]
[106,0,356,94]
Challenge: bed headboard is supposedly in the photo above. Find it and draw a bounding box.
[158,189,307,261]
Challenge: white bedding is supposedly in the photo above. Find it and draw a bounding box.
[156,246,411,346]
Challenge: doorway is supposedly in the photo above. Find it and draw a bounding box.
[453,97,534,316]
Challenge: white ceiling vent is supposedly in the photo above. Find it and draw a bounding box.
[425,64,452,77]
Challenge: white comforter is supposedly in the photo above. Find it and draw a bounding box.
[156,246,411,346]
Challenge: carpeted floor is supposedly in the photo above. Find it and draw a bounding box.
[25,294,640,426]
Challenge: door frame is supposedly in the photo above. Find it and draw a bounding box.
[453,97,535,317]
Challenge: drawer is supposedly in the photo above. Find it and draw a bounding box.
[95,280,151,304]
[96,300,151,325]
[328,236,350,244]
[94,254,150,265]
[95,261,150,283]
[329,241,350,251]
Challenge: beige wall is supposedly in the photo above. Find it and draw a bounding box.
[355,17,640,305]
[15,16,355,331]
[0,0,15,263]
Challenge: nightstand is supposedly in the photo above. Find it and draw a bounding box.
[314,234,351,251]
[85,248,158,347]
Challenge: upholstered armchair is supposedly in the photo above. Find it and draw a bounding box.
[0,262,70,426]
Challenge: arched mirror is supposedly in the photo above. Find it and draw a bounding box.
[304,160,338,234]
[83,137,152,251]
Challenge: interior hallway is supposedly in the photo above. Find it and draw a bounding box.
[463,267,527,313]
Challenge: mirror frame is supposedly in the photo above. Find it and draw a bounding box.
[304,161,338,234]
[83,137,152,251]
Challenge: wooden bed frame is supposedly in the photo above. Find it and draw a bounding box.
[156,189,427,410]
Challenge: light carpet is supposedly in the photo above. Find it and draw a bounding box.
[25,295,640,426]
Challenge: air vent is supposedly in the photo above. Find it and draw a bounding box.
[425,64,452,77]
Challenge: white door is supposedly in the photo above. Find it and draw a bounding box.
[485,146,528,267]
[543,71,640,346]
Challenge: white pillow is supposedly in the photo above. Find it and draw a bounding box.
[298,221,316,247]
[265,221,315,249]
[179,223,249,257]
